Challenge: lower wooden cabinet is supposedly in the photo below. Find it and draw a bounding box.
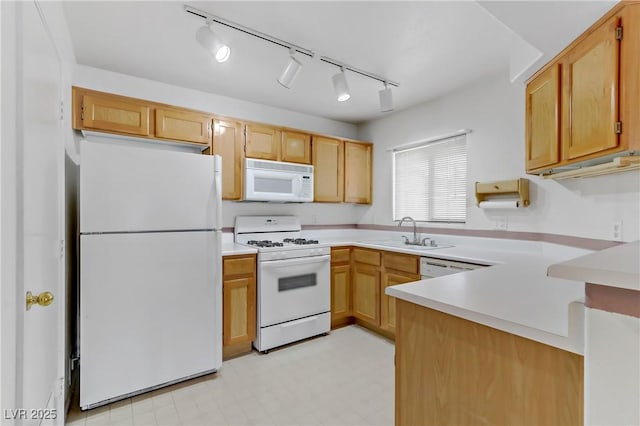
[331,248,352,327]
[395,299,583,425]
[352,262,381,326]
[381,252,420,334]
[222,254,256,359]
[331,247,420,339]
[381,270,419,334]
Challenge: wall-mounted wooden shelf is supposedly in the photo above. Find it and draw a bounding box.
[475,178,530,208]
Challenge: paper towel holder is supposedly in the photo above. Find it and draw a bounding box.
[475,178,530,208]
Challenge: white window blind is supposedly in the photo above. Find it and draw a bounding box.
[393,135,467,223]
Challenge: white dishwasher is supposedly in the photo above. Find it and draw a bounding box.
[420,257,487,279]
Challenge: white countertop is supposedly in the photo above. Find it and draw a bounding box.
[547,241,639,290]
[222,242,257,256]
[222,229,592,354]
[354,240,588,355]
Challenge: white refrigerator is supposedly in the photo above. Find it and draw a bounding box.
[79,137,222,409]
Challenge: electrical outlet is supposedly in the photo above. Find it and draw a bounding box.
[495,216,508,230]
[612,220,623,241]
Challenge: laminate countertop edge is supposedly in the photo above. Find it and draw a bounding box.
[547,241,640,291]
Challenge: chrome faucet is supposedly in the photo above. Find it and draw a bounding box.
[398,216,420,245]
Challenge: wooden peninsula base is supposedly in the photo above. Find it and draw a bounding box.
[395,299,583,425]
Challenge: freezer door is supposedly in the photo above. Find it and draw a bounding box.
[80,139,218,233]
[79,231,222,408]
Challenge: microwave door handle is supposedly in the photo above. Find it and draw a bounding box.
[293,175,302,194]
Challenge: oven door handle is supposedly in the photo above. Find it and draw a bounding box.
[261,254,330,268]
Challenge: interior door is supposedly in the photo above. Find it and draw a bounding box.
[17,1,65,424]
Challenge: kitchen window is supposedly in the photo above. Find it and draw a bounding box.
[392,134,467,223]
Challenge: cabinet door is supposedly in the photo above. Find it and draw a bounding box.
[81,94,150,136]
[620,3,640,152]
[213,119,243,200]
[223,276,256,346]
[282,131,311,164]
[155,108,212,145]
[312,136,344,202]
[245,124,281,160]
[352,263,380,326]
[381,270,420,334]
[563,15,620,160]
[331,264,351,324]
[344,142,372,204]
[526,64,561,171]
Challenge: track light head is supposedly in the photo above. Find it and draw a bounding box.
[277,49,303,89]
[332,68,351,102]
[379,82,393,112]
[196,22,230,63]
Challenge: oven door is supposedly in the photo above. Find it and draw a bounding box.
[259,255,330,327]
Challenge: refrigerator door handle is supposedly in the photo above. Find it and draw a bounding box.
[212,154,222,230]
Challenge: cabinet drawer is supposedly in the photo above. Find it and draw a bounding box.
[331,247,351,264]
[383,252,419,275]
[223,255,256,277]
[353,248,381,266]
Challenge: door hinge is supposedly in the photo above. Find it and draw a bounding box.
[59,239,65,259]
[59,101,64,121]
[615,121,622,134]
[616,26,623,40]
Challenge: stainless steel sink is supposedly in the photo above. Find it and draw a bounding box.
[364,240,453,251]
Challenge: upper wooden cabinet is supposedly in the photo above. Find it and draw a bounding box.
[213,119,243,200]
[344,142,372,204]
[525,2,639,174]
[526,64,560,170]
[562,14,620,160]
[312,136,344,202]
[244,126,312,164]
[245,124,281,161]
[77,91,150,136]
[155,108,212,145]
[282,131,311,164]
[72,86,213,148]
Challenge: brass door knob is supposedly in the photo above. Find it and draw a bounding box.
[26,291,54,311]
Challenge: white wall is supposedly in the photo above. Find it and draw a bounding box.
[357,73,640,242]
[585,308,640,425]
[73,65,370,227]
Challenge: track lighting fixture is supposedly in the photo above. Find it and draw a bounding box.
[186,5,399,108]
[379,82,393,112]
[332,68,351,102]
[196,20,230,63]
[277,49,303,89]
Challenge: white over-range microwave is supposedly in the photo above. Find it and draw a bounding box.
[244,158,314,202]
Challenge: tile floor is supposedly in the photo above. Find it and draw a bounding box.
[66,325,395,426]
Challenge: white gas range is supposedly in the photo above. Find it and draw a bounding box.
[234,216,331,353]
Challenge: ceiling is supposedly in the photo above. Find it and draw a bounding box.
[62,1,616,124]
